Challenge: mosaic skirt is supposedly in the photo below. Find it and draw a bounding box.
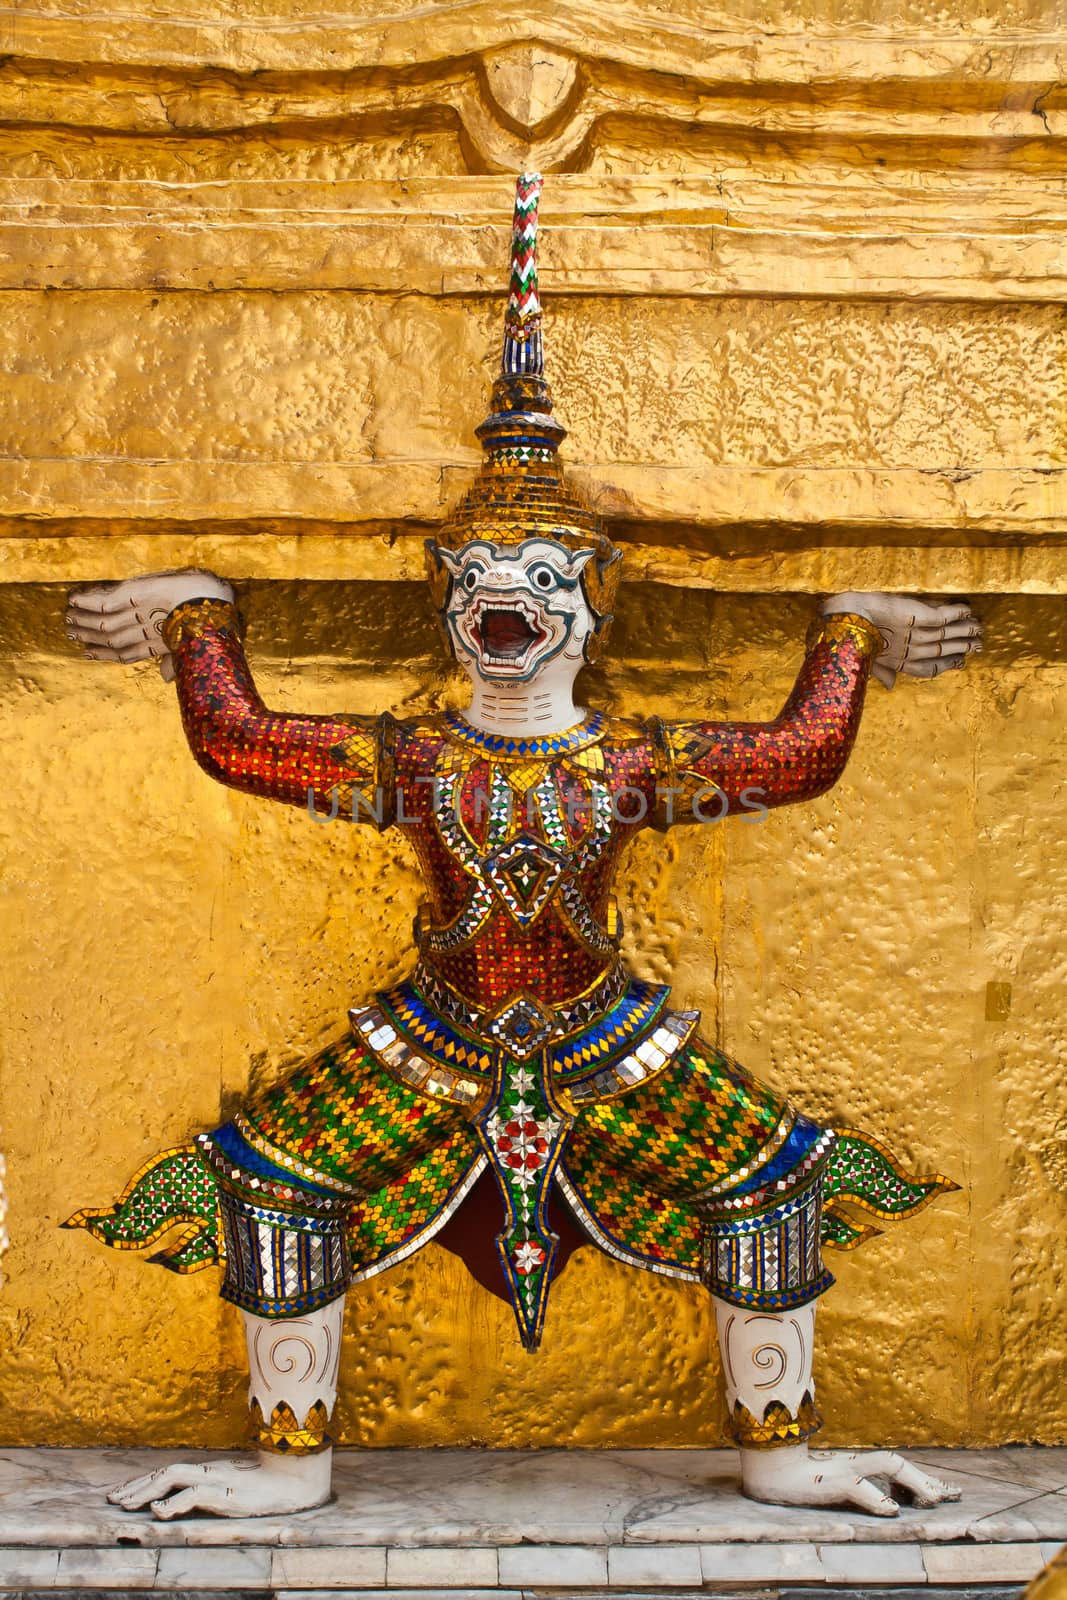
[65,1025,956,1329]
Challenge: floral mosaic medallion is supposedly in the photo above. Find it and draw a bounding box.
[476,1057,574,1349]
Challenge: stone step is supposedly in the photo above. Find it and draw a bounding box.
[293,1592,1025,1599]
[0,1448,1062,1593]
[0,1590,1033,1600]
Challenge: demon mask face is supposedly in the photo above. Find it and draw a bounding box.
[431,538,597,685]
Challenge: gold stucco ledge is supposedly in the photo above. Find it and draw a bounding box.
[2,528,1063,597]
[0,464,1063,537]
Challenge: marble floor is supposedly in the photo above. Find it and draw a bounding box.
[0,1447,1063,1592]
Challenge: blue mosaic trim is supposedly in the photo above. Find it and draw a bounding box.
[726,1114,829,1197]
[706,1269,835,1312]
[380,974,673,1085]
[440,709,606,757]
[706,1177,821,1238]
[204,1122,343,1198]
[218,1279,349,1319]
[551,979,671,1080]
[222,1193,342,1232]
[378,984,494,1077]
[484,431,554,449]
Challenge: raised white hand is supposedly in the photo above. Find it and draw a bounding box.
[65,568,235,682]
[741,1442,962,1516]
[822,591,983,690]
[107,1449,332,1519]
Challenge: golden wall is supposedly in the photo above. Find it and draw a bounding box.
[0,0,1065,1449]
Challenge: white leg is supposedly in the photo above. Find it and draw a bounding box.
[108,1295,345,1519]
[713,1295,961,1516]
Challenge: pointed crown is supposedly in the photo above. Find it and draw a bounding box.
[428,173,622,646]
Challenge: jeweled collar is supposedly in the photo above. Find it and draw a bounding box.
[441,709,606,757]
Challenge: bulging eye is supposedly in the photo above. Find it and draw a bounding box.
[461,567,481,592]
[529,564,558,592]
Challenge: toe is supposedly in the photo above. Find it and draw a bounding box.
[150,1488,198,1521]
[850,1477,901,1518]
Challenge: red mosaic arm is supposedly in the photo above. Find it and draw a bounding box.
[161,598,393,823]
[652,613,883,825]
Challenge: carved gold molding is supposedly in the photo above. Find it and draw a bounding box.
[0,8,1063,174]
[3,2,1065,76]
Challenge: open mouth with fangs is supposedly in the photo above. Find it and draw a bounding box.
[474,604,548,666]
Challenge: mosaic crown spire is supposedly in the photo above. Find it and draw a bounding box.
[430,173,622,652]
[473,171,567,472]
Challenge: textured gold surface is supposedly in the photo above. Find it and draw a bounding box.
[0,0,1064,1449]
[0,587,1064,1448]
[5,293,1062,472]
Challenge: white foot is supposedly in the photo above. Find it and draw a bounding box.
[741,1443,962,1517]
[108,1449,332,1519]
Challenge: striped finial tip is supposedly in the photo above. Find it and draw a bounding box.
[502,172,544,377]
